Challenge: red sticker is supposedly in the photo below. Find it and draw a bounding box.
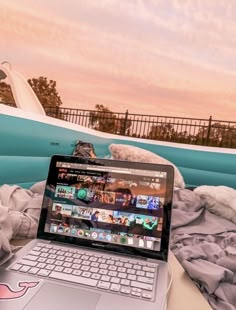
[0,281,40,300]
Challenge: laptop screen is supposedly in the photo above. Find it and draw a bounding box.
[38,155,174,261]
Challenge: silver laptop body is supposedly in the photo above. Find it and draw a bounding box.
[0,155,174,310]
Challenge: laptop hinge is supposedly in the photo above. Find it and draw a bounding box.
[147,258,164,264]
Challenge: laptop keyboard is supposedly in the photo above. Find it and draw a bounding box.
[9,243,158,301]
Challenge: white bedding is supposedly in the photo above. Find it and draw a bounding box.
[0,183,43,265]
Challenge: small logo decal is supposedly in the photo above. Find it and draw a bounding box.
[0,281,40,300]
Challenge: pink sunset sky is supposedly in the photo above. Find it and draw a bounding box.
[0,0,236,121]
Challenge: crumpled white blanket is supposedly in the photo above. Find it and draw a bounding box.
[0,183,44,265]
[194,185,236,224]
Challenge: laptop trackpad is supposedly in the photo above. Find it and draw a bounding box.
[24,282,100,310]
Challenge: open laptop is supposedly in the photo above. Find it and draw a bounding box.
[0,155,174,310]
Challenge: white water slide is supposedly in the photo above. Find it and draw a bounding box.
[0,62,46,115]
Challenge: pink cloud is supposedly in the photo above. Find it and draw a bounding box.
[0,0,235,121]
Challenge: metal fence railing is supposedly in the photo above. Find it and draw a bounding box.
[2,102,236,148]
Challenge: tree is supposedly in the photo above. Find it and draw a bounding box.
[28,77,62,108]
[0,82,15,105]
[0,77,64,118]
[89,104,132,135]
[196,122,236,147]
[147,123,176,141]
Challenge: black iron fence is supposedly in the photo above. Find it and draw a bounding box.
[2,102,236,148]
[46,106,236,148]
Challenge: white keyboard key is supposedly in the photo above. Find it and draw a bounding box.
[10,264,22,271]
[132,288,141,293]
[49,271,98,287]
[110,284,120,292]
[147,263,156,268]
[131,291,141,297]
[143,266,155,273]
[28,267,40,274]
[72,270,82,276]
[55,266,64,272]
[106,260,115,265]
[128,275,137,281]
[91,274,100,280]
[121,288,131,294]
[72,254,81,259]
[118,272,127,279]
[20,265,31,272]
[82,272,91,278]
[46,259,55,264]
[90,267,99,273]
[127,269,135,275]
[136,270,145,276]
[99,269,108,275]
[108,271,117,277]
[117,267,126,273]
[55,261,63,266]
[63,262,72,268]
[91,262,99,268]
[57,251,65,255]
[38,257,47,263]
[89,257,97,262]
[46,264,55,270]
[142,293,152,299]
[134,265,142,270]
[121,279,130,286]
[108,265,117,271]
[97,281,110,290]
[146,272,155,278]
[81,255,89,260]
[81,266,90,271]
[131,281,153,291]
[101,275,110,282]
[100,264,108,269]
[65,257,73,262]
[111,277,120,284]
[40,248,49,253]
[41,253,49,258]
[124,263,132,268]
[33,246,41,251]
[24,255,38,261]
[49,254,57,259]
[71,264,80,269]
[38,269,51,277]
[63,268,73,274]
[19,259,37,267]
[29,250,41,256]
[137,276,154,284]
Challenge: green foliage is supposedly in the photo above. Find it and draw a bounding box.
[0,82,15,105]
[0,77,64,119]
[89,104,131,134]
[28,77,63,117]
[147,122,236,148]
[1,79,235,148]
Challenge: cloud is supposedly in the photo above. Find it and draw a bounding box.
[0,0,235,121]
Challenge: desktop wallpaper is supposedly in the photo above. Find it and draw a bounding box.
[0,0,235,121]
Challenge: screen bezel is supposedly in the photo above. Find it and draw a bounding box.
[37,155,174,262]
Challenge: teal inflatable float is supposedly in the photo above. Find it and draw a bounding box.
[1,104,236,189]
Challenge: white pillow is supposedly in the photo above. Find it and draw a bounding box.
[194,185,236,224]
[109,144,185,189]
[29,180,46,194]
